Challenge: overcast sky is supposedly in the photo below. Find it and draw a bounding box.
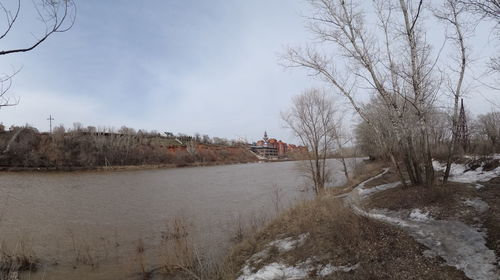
[0,1,498,143]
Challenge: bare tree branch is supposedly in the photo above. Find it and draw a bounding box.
[0,0,76,56]
[0,0,76,108]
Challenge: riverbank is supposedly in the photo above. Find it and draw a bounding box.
[0,156,365,173]
[0,159,257,173]
[0,158,319,173]
[0,128,262,171]
[220,158,500,280]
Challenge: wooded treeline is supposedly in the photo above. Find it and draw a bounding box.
[356,106,500,159]
[0,124,256,169]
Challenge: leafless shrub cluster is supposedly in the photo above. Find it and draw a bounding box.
[0,124,257,169]
[0,240,38,280]
[153,218,232,280]
[469,111,500,154]
[282,89,350,194]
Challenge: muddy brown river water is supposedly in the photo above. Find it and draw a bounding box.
[0,159,360,279]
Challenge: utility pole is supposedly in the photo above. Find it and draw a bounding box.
[47,114,54,134]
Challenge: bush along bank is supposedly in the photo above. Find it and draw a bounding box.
[0,127,258,170]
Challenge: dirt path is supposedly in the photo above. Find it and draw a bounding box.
[340,170,500,280]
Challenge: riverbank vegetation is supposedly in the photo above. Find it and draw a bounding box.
[0,124,258,170]
[282,89,351,195]
[0,240,38,280]
[222,156,500,279]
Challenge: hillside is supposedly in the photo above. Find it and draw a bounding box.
[0,127,258,170]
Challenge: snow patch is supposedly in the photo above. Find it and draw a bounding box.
[463,198,489,213]
[409,209,432,221]
[318,263,360,276]
[358,181,401,198]
[357,168,390,189]
[237,234,311,279]
[353,168,404,199]
[475,183,485,190]
[366,209,415,228]
[236,232,359,280]
[451,167,500,183]
[237,260,359,280]
[268,233,309,253]
[237,262,308,280]
[361,209,498,280]
[432,160,500,183]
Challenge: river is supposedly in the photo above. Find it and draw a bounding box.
[0,159,361,279]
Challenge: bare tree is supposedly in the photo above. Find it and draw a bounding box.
[283,0,442,187]
[435,0,470,184]
[0,0,76,107]
[460,0,500,93]
[477,111,500,151]
[282,88,338,195]
[331,109,350,179]
[459,0,500,21]
[186,140,198,158]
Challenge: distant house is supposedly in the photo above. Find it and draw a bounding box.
[250,131,302,159]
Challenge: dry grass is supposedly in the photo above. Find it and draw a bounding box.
[366,183,453,211]
[68,231,103,269]
[156,218,197,276]
[365,180,480,221]
[151,217,235,280]
[478,177,500,258]
[222,195,466,279]
[0,240,38,280]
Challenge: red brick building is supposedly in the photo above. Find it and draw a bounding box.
[250,131,305,159]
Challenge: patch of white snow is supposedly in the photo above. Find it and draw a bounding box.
[358,182,401,198]
[432,160,500,183]
[318,263,360,276]
[237,234,311,279]
[363,209,498,280]
[463,198,489,213]
[268,233,309,253]
[357,168,390,189]
[409,209,432,221]
[238,260,360,280]
[237,262,308,280]
[432,161,446,171]
[452,167,500,183]
[475,183,485,190]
